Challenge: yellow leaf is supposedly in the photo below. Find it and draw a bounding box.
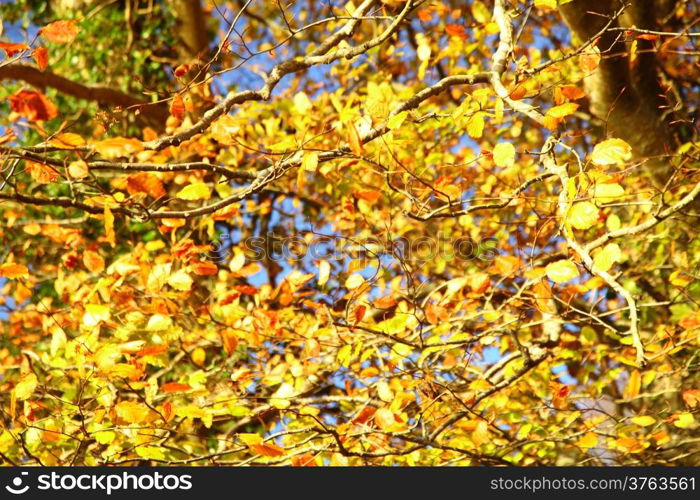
[176,182,211,201]
[534,0,557,10]
[94,344,121,370]
[591,138,632,166]
[374,408,398,431]
[191,347,206,367]
[14,373,38,401]
[293,91,312,114]
[466,112,485,138]
[93,137,143,159]
[237,433,263,445]
[68,160,89,179]
[593,183,624,202]
[673,412,695,429]
[136,446,166,461]
[302,151,319,172]
[606,213,621,231]
[471,1,491,24]
[0,263,29,279]
[104,205,115,247]
[546,102,579,119]
[49,132,86,149]
[624,370,641,400]
[168,269,193,291]
[631,415,656,427]
[387,111,408,130]
[492,142,515,168]
[116,401,151,424]
[592,243,622,273]
[545,260,579,283]
[318,260,331,287]
[83,304,110,327]
[146,314,172,331]
[376,381,394,403]
[93,430,116,444]
[575,432,598,449]
[345,273,365,290]
[669,270,692,287]
[568,201,599,230]
[472,420,489,446]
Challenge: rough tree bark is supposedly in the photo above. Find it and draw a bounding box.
[559,0,679,162]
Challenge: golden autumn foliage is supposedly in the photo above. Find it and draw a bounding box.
[0,0,699,467]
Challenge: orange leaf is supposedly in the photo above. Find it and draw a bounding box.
[82,250,105,273]
[170,94,186,120]
[354,190,382,203]
[373,296,396,309]
[33,47,49,70]
[126,172,166,199]
[682,389,700,409]
[249,443,285,457]
[39,20,80,44]
[579,51,600,73]
[0,263,29,279]
[346,122,363,156]
[160,382,192,393]
[104,206,116,247]
[508,84,527,100]
[25,160,60,184]
[445,24,468,39]
[190,260,219,275]
[0,42,30,57]
[137,345,168,357]
[9,90,58,121]
[560,86,586,100]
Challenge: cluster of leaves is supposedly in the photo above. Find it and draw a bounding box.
[0,0,699,466]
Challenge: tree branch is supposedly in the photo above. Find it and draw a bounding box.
[0,63,168,124]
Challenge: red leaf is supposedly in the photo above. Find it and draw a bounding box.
[39,20,80,44]
[162,401,173,421]
[0,42,30,57]
[33,47,49,70]
[174,64,190,77]
[9,90,58,122]
[160,382,192,393]
[354,305,367,325]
